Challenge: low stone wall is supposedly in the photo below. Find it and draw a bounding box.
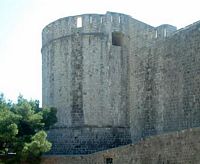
[42,127,200,164]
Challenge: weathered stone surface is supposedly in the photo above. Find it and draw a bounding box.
[47,127,131,155]
[129,20,200,142]
[42,11,200,155]
[42,12,132,154]
[41,127,200,164]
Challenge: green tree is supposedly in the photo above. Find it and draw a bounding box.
[22,131,52,163]
[0,94,57,163]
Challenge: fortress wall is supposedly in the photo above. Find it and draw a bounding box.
[42,127,200,164]
[47,127,130,155]
[42,12,131,127]
[128,18,157,141]
[42,37,74,126]
[42,12,132,154]
[153,22,200,133]
[156,24,177,38]
[42,11,200,155]
[81,13,131,127]
[129,20,200,142]
[42,13,129,126]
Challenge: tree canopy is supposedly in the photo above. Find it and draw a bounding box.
[0,94,57,163]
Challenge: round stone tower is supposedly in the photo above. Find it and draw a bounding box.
[42,12,131,154]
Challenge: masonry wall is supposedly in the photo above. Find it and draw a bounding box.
[47,127,130,155]
[42,11,200,155]
[153,22,200,133]
[42,12,132,154]
[41,127,200,164]
[128,18,157,142]
[129,21,200,142]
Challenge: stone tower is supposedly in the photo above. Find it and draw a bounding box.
[42,12,132,154]
[42,11,200,155]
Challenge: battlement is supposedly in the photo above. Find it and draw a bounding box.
[42,12,131,47]
[155,24,177,38]
[42,11,177,48]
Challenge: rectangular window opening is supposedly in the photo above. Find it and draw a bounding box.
[112,31,124,46]
[77,17,82,28]
[119,16,121,23]
[110,16,113,22]
[100,17,103,23]
[164,29,167,37]
[155,30,158,38]
[89,16,92,24]
[106,158,113,164]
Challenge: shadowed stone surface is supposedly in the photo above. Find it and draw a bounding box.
[41,128,200,164]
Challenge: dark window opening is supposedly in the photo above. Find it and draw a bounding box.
[106,158,113,164]
[112,32,123,46]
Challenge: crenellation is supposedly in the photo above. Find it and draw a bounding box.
[156,24,177,38]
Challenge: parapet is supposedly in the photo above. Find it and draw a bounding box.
[42,12,131,47]
[156,24,177,38]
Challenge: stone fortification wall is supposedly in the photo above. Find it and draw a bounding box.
[42,11,131,128]
[42,12,132,154]
[128,17,177,142]
[41,127,200,164]
[47,127,130,155]
[156,24,177,38]
[152,22,200,133]
[129,20,200,142]
[128,17,157,142]
[42,11,200,155]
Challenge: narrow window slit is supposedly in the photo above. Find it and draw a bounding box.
[89,16,92,24]
[77,17,82,28]
[164,29,167,37]
[155,30,158,38]
[100,17,103,23]
[119,16,121,23]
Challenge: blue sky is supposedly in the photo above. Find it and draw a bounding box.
[0,0,200,103]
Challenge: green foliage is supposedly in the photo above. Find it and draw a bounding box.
[0,94,57,163]
[22,131,52,163]
[42,107,57,130]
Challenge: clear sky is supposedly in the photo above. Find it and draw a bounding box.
[0,0,200,103]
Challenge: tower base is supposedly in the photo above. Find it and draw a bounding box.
[47,126,131,155]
